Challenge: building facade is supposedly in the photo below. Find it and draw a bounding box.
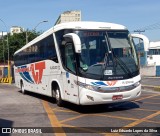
[55,10,81,25]
[10,26,24,35]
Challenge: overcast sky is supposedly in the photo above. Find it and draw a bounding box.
[0,0,160,41]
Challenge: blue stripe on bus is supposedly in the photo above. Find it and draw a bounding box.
[19,73,31,83]
[19,66,34,84]
[91,82,108,86]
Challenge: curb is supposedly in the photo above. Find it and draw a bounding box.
[142,85,160,92]
[142,76,160,79]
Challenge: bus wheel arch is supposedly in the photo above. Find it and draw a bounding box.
[51,81,63,106]
[20,79,26,94]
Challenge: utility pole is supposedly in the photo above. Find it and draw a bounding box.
[0,19,10,83]
[26,20,48,44]
[2,31,5,66]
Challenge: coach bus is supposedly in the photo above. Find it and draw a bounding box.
[14,21,148,106]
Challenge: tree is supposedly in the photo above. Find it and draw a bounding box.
[0,36,6,64]
[0,30,41,63]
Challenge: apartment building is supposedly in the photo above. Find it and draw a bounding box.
[10,26,24,35]
[55,10,81,25]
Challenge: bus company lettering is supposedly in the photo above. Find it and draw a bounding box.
[122,80,134,85]
[16,61,46,84]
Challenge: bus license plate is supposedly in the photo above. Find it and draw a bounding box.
[112,95,123,100]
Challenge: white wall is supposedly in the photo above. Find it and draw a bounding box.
[140,65,156,76]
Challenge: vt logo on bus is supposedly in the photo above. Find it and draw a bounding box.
[16,61,46,84]
[106,81,117,86]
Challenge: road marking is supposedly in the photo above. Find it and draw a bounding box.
[61,116,123,136]
[92,113,160,124]
[142,85,160,88]
[52,107,61,111]
[133,108,159,112]
[148,97,160,100]
[142,101,160,105]
[134,94,160,101]
[91,114,138,121]
[62,123,122,135]
[123,111,160,127]
[146,120,160,124]
[42,100,66,136]
[60,114,87,123]
[142,85,160,92]
[53,108,79,114]
[62,124,104,133]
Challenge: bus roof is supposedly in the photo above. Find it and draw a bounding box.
[53,21,127,32]
[14,21,127,55]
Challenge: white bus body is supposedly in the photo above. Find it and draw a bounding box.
[14,21,147,106]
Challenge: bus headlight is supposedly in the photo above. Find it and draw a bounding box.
[75,81,98,91]
[134,81,140,87]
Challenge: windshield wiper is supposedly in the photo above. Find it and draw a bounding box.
[114,55,133,78]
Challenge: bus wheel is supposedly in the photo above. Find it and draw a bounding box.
[21,82,26,94]
[55,87,63,107]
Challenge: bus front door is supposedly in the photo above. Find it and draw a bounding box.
[63,42,79,104]
[63,72,79,104]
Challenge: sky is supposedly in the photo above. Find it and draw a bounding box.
[0,0,160,41]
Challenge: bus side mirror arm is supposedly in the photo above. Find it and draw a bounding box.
[130,34,149,52]
[63,33,81,53]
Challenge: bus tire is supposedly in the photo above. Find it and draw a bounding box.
[55,87,63,107]
[21,81,26,94]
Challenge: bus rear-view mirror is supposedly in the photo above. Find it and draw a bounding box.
[63,33,81,53]
[130,33,149,52]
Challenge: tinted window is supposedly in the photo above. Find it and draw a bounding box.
[148,49,160,55]
[14,34,58,66]
[55,29,73,69]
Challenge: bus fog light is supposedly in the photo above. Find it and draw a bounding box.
[86,95,94,101]
[137,91,141,96]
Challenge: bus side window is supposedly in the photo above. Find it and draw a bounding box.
[65,43,76,73]
[44,35,58,63]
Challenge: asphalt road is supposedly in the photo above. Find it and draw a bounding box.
[0,84,160,136]
[0,84,53,136]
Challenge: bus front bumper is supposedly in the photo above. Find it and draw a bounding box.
[79,84,141,105]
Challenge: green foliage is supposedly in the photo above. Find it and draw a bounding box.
[0,30,41,63]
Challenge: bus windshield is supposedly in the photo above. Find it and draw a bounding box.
[75,30,139,80]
